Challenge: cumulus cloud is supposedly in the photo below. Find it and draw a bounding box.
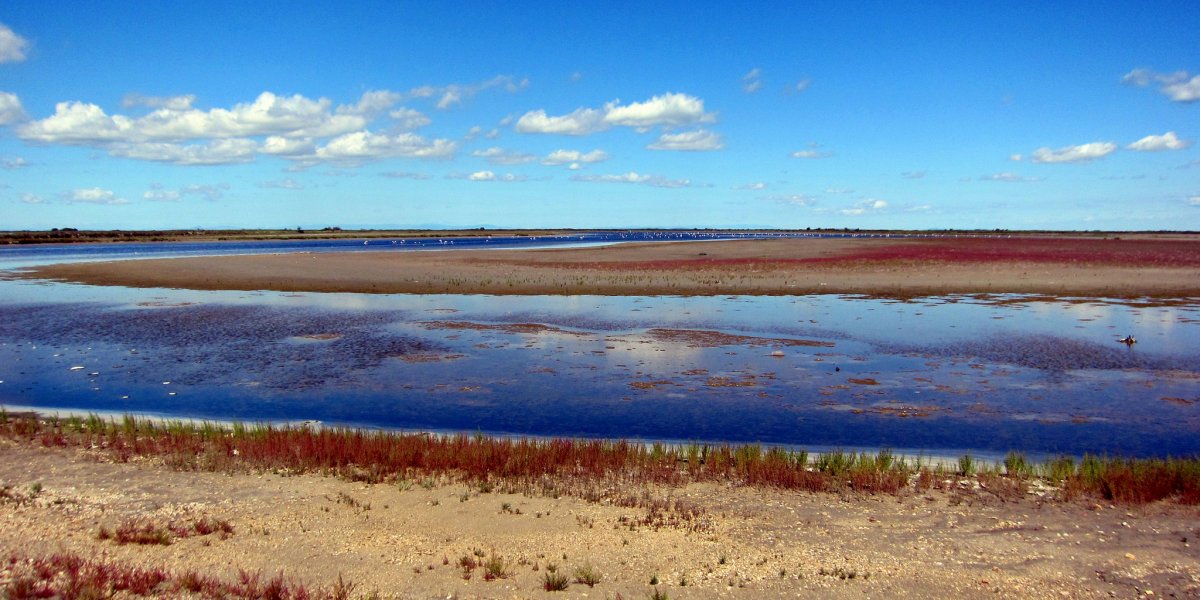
[768,194,815,206]
[336,90,403,117]
[310,131,456,164]
[742,68,763,93]
[0,91,25,125]
[387,107,431,130]
[1122,68,1200,103]
[380,171,432,180]
[570,171,693,188]
[1030,142,1116,164]
[979,172,1044,182]
[260,136,315,157]
[515,92,715,135]
[407,75,528,110]
[109,139,259,165]
[737,182,768,191]
[20,193,44,204]
[647,129,724,151]
[258,178,304,190]
[2,156,28,169]
[824,187,853,194]
[122,94,197,110]
[471,146,536,165]
[604,93,715,129]
[63,187,127,205]
[144,182,228,201]
[1189,195,1200,207]
[1127,131,1190,152]
[837,198,888,216]
[14,90,460,168]
[0,22,29,64]
[791,149,832,159]
[19,93,365,144]
[514,107,607,135]
[457,170,528,182]
[541,148,608,166]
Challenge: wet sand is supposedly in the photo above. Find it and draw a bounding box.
[20,236,1200,297]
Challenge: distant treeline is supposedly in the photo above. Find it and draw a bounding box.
[0,227,1195,245]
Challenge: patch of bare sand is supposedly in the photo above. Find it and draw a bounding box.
[2,441,1198,598]
[19,237,1200,297]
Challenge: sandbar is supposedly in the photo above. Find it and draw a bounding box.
[19,235,1200,297]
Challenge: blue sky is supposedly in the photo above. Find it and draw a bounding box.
[1,1,1198,230]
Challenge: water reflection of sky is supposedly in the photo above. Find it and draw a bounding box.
[1,249,1198,458]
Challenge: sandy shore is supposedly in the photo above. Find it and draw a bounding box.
[3,441,1198,598]
[19,236,1200,297]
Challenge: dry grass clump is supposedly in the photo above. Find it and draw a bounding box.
[2,410,1198,506]
[96,516,234,545]
[1,551,363,599]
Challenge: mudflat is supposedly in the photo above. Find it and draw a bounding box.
[21,235,1200,297]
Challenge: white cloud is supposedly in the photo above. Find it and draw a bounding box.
[1187,195,1200,207]
[387,107,431,130]
[18,92,366,144]
[1009,153,1023,162]
[380,171,432,180]
[1127,131,1190,152]
[515,92,715,136]
[181,183,229,201]
[459,170,528,182]
[409,75,529,110]
[742,68,763,93]
[824,187,853,194]
[0,22,29,64]
[901,170,926,179]
[791,149,832,159]
[310,131,457,164]
[0,91,25,124]
[838,198,888,216]
[2,156,28,169]
[737,182,767,191]
[122,94,197,110]
[514,107,607,135]
[1030,142,1117,164]
[472,146,536,165]
[63,187,127,205]
[1122,68,1200,103]
[261,136,315,157]
[979,172,1043,182]
[603,93,715,129]
[647,129,724,151]
[336,90,403,117]
[20,193,44,204]
[144,182,228,201]
[143,184,179,201]
[541,149,608,166]
[109,139,259,165]
[794,78,812,93]
[259,178,304,190]
[769,194,814,206]
[570,171,693,188]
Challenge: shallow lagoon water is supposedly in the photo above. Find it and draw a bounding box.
[1,242,1198,459]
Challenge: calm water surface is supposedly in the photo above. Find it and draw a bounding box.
[1,240,1197,458]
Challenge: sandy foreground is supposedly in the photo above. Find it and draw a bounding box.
[1,441,1197,599]
[19,236,1200,297]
